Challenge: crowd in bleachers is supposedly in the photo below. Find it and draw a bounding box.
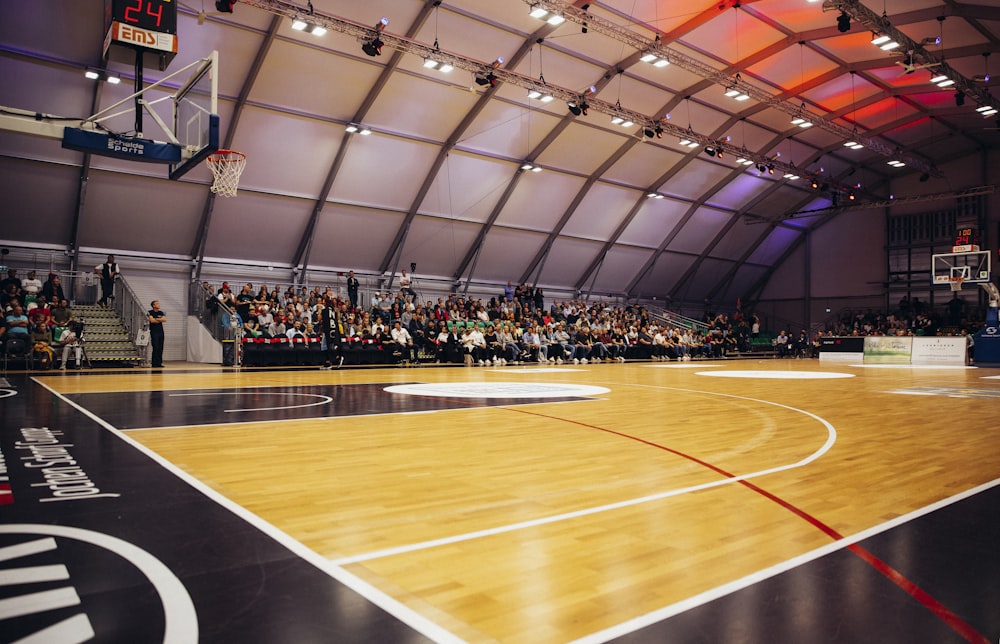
[0,268,83,368]
[200,278,754,367]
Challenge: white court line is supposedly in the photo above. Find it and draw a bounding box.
[30,378,465,644]
[169,391,333,413]
[332,385,837,566]
[572,476,1000,644]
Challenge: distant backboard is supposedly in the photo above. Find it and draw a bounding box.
[932,250,991,285]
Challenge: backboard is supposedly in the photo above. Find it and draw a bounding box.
[169,50,220,179]
[931,250,991,285]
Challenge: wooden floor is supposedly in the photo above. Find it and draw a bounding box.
[4,358,1000,642]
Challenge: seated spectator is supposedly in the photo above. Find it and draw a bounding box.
[28,296,51,327]
[774,330,791,357]
[5,303,30,338]
[51,299,73,329]
[390,321,416,364]
[40,274,66,307]
[57,322,83,369]
[30,322,54,369]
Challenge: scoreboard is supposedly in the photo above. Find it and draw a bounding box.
[104,0,178,71]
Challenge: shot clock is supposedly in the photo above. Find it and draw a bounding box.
[952,227,980,253]
[104,0,179,71]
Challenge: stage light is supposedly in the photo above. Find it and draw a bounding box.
[955,91,965,106]
[291,19,307,31]
[215,0,234,12]
[521,162,542,172]
[837,12,850,33]
[362,17,389,56]
[919,173,930,182]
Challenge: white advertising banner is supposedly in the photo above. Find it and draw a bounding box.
[911,336,967,365]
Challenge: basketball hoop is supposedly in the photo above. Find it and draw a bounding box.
[949,276,964,292]
[205,149,246,197]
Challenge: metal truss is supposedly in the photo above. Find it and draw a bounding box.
[237,0,806,181]
[521,0,940,176]
[777,184,997,220]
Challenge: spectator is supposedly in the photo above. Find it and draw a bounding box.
[22,270,42,307]
[40,274,65,305]
[95,255,120,307]
[57,322,84,370]
[5,303,30,339]
[147,300,166,368]
[346,270,360,309]
[30,322,54,369]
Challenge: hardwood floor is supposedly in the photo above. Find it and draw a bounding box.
[11,359,1000,642]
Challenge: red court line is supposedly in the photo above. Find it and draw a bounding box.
[503,406,989,644]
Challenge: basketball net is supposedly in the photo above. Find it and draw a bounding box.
[949,276,964,292]
[206,150,246,197]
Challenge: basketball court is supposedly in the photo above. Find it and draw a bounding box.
[2,359,998,642]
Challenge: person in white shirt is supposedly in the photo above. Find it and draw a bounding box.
[21,270,42,306]
[462,325,486,365]
[390,321,416,364]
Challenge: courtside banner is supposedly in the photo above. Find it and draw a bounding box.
[863,336,913,364]
[911,336,966,365]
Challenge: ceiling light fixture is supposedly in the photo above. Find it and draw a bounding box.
[84,68,120,84]
[346,123,372,135]
[529,4,565,25]
[639,41,670,68]
[520,162,543,172]
[527,89,553,102]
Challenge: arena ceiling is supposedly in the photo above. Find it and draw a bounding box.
[1,0,999,303]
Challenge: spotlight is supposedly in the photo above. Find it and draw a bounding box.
[919,172,930,182]
[703,145,716,157]
[568,86,594,116]
[643,128,656,138]
[474,73,497,87]
[811,179,819,189]
[955,91,965,106]
[362,17,389,56]
[837,11,850,33]
[362,38,384,56]
[215,0,234,12]
[655,127,664,139]
[848,191,856,201]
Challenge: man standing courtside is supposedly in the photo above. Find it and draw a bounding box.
[147,300,166,368]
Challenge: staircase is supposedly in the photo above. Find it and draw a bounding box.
[75,305,143,367]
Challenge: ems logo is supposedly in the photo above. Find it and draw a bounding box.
[0,524,197,643]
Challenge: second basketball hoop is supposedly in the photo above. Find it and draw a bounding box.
[206,149,246,197]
